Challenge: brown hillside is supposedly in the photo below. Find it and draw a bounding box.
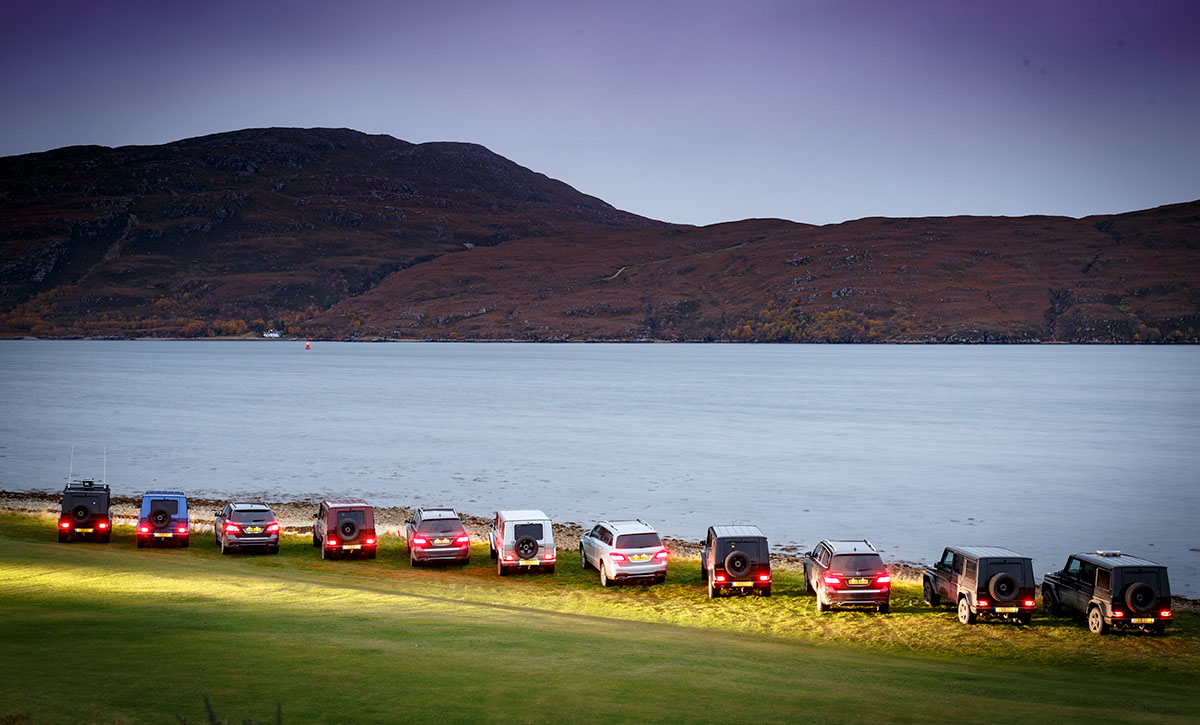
[1,127,1197,342]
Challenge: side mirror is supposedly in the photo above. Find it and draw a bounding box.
[405,518,413,525]
[213,510,220,517]
[312,513,319,519]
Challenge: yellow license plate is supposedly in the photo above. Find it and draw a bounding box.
[343,544,361,550]
[76,528,94,533]
[519,559,541,566]
[434,538,450,545]
[1131,617,1154,624]
[848,577,868,585]
[244,527,263,534]
[733,581,754,587]
[154,533,173,538]
[995,607,1018,613]
[630,554,650,561]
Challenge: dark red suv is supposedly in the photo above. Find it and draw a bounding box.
[312,499,377,560]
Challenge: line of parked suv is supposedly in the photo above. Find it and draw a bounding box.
[53,481,1176,635]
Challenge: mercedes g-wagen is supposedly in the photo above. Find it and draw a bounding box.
[213,502,281,554]
[488,510,556,575]
[700,525,771,598]
[136,491,190,548]
[312,499,377,560]
[1042,551,1173,634]
[580,519,669,586]
[58,480,112,543]
[923,546,1036,625]
[405,507,471,566]
[803,539,890,613]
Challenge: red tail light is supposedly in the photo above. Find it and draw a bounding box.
[327,538,339,548]
[758,574,770,582]
[455,535,470,544]
[1113,610,1125,618]
[139,525,149,533]
[266,523,281,533]
[876,574,891,585]
[714,573,727,583]
[610,552,627,563]
[1023,600,1036,607]
[823,575,841,586]
[543,551,555,561]
[978,599,990,608]
[97,521,108,529]
[1161,610,1172,618]
[412,536,428,546]
[60,521,71,529]
[224,523,240,534]
[654,549,669,561]
[365,538,376,545]
[504,554,515,561]
[177,526,188,534]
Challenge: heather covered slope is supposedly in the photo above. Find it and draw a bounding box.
[1,127,1197,342]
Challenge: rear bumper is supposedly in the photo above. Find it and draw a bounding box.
[825,588,889,605]
[226,534,279,548]
[413,546,470,562]
[611,562,667,579]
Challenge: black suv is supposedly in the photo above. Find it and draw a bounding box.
[700,525,771,598]
[1042,551,1173,634]
[923,546,1036,625]
[803,539,890,613]
[58,480,112,543]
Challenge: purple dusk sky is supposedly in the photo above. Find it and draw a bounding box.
[2,0,1197,225]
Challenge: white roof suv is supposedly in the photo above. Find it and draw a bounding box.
[580,519,669,587]
[487,509,556,575]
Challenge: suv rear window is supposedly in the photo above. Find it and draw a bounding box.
[231,509,271,522]
[616,533,663,549]
[149,499,179,515]
[1121,569,1162,590]
[830,554,884,573]
[514,523,544,541]
[419,519,464,534]
[337,510,365,527]
[720,538,762,559]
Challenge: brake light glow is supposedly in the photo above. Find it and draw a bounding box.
[714,574,727,583]
[758,574,770,582]
[97,521,108,529]
[823,575,841,586]
[60,521,71,529]
[412,536,428,546]
[176,526,187,534]
[365,538,376,545]
[1113,610,1125,618]
[1023,600,1036,607]
[504,554,515,561]
[876,574,891,584]
[266,523,281,533]
[224,523,240,534]
[610,552,627,562]
[1161,610,1172,618]
[455,535,470,544]
[654,550,669,561]
[543,551,555,561]
[978,599,990,608]
[327,538,339,548]
[139,525,150,533]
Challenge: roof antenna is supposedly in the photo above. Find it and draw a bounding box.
[68,444,75,483]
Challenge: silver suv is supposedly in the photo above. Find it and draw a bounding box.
[487,509,556,575]
[579,519,669,586]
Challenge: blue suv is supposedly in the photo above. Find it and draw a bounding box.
[136,491,190,548]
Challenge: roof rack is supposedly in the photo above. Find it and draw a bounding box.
[1095,550,1122,557]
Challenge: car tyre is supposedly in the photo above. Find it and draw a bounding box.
[804,574,814,595]
[269,545,279,555]
[1087,607,1108,635]
[580,546,590,570]
[311,532,320,548]
[58,532,68,543]
[600,564,611,587]
[1042,586,1061,615]
[1125,582,1156,614]
[136,537,144,548]
[877,603,890,614]
[489,543,497,560]
[180,537,189,548]
[220,538,230,555]
[957,597,976,625]
[321,543,330,560]
[758,587,772,598]
[101,533,111,543]
[1017,613,1032,625]
[1151,623,1166,636]
[497,558,508,576]
[367,549,376,560]
[410,549,419,567]
[707,573,719,599]
[655,574,666,585]
[816,593,829,612]
[923,579,940,607]
[545,564,555,574]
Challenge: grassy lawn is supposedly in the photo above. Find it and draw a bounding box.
[1,512,1197,724]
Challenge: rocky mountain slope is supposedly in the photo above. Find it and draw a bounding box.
[2,128,1197,342]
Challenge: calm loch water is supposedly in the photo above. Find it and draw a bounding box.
[2,341,1197,594]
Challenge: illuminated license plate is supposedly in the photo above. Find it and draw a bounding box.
[519,559,541,566]
[848,577,868,585]
[154,533,173,538]
[995,607,1018,613]
[1131,617,1154,624]
[630,554,650,562]
[733,581,754,587]
[76,528,94,533]
[343,544,361,550]
[434,538,450,545]
[244,527,263,534]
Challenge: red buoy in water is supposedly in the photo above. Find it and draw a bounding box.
[305,341,311,350]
